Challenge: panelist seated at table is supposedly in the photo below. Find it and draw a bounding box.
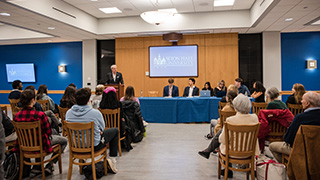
[183,78,200,97]
[163,78,179,97]
[106,64,124,85]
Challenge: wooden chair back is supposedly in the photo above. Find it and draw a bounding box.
[224,122,261,157]
[65,121,94,153]
[218,101,227,110]
[218,109,236,128]
[36,99,50,111]
[148,91,159,97]
[1,106,8,116]
[9,99,21,117]
[266,121,287,142]
[252,102,268,116]
[58,106,70,136]
[287,103,303,116]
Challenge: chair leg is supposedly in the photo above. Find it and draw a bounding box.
[218,157,221,179]
[41,158,46,180]
[251,162,255,180]
[79,159,84,174]
[68,154,73,180]
[92,159,97,180]
[224,160,229,180]
[18,153,24,180]
[118,139,122,156]
[58,148,62,174]
[104,154,108,176]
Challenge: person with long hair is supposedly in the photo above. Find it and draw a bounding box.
[60,86,76,108]
[286,83,306,105]
[251,81,266,102]
[213,80,227,97]
[202,82,214,96]
[37,84,56,112]
[120,86,140,104]
[91,84,104,109]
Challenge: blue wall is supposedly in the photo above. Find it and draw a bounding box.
[0,42,82,104]
[281,32,320,92]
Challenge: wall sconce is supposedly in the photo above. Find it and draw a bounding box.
[58,65,66,72]
[307,60,317,69]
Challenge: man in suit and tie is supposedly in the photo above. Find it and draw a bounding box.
[107,65,124,84]
[163,78,179,97]
[183,78,199,97]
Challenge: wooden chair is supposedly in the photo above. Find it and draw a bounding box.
[9,99,21,117]
[1,105,8,116]
[252,102,268,116]
[5,140,16,153]
[218,101,227,110]
[58,106,70,136]
[282,154,289,167]
[266,121,287,143]
[36,99,50,111]
[65,121,108,180]
[148,91,159,97]
[13,121,62,180]
[287,103,303,116]
[218,109,236,128]
[99,108,125,156]
[218,123,261,180]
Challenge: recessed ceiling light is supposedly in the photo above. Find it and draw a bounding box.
[199,3,209,6]
[48,27,55,30]
[158,8,178,14]
[99,7,122,14]
[0,12,11,16]
[285,18,293,21]
[214,0,235,7]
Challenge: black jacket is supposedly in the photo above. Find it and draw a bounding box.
[183,86,200,97]
[107,72,124,84]
[121,100,144,132]
[1,111,14,137]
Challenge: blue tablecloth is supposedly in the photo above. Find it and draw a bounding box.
[139,97,222,123]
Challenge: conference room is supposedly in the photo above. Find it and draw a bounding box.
[1,0,320,179]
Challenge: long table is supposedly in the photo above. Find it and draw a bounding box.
[139,97,223,123]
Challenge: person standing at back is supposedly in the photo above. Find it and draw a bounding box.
[163,78,179,97]
[107,65,124,85]
[183,78,199,97]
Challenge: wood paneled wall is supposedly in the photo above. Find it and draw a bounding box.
[115,33,239,97]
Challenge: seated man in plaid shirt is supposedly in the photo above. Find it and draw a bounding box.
[13,89,68,176]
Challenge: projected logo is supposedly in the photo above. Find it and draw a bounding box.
[153,54,193,68]
[9,69,16,76]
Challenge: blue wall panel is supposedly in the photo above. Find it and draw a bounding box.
[281,32,320,91]
[0,42,82,104]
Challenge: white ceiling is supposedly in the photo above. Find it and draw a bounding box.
[0,0,319,45]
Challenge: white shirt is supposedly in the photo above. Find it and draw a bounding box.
[169,86,173,97]
[112,73,116,82]
[188,86,195,97]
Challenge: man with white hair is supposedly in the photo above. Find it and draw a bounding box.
[107,64,124,85]
[269,91,320,163]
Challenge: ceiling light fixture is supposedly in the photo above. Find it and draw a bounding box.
[214,0,235,7]
[48,27,55,30]
[0,12,11,16]
[285,18,293,21]
[99,7,122,14]
[140,0,176,25]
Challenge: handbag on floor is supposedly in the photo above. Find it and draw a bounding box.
[256,154,288,180]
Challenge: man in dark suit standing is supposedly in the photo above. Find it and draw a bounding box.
[183,78,199,97]
[107,65,124,84]
[163,78,179,97]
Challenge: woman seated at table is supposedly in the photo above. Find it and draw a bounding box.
[199,94,260,177]
[266,87,287,109]
[202,82,214,96]
[120,86,140,105]
[285,83,305,105]
[213,80,227,97]
[205,90,237,139]
[250,81,266,102]
[60,86,76,108]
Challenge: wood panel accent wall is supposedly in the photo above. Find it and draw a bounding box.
[115,33,239,97]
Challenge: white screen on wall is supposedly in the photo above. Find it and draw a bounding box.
[149,45,198,77]
[6,63,36,82]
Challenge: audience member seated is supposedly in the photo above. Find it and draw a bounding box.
[8,79,23,99]
[68,83,77,89]
[0,112,5,179]
[266,87,287,109]
[100,87,132,150]
[202,82,214,96]
[163,78,179,97]
[235,78,250,96]
[121,86,145,143]
[269,91,320,163]
[199,94,260,177]
[220,84,238,102]
[213,80,227,97]
[1,110,17,142]
[183,78,199,97]
[60,86,76,108]
[206,90,237,139]
[24,86,43,111]
[66,88,119,173]
[37,84,58,113]
[251,81,266,102]
[91,84,104,109]
[286,83,305,105]
[120,86,140,105]
[13,89,67,175]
